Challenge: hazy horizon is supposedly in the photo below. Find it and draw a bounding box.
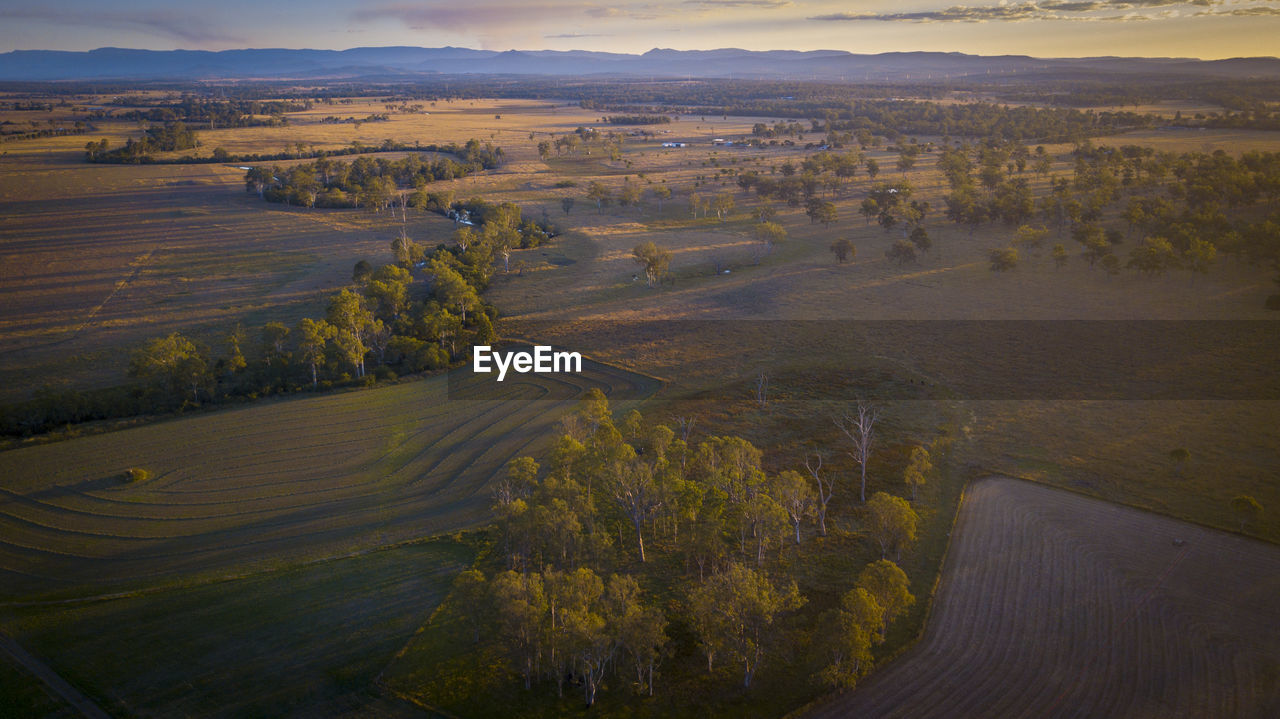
[4,43,1279,62]
[2,1,1278,61]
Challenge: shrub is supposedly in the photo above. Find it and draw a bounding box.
[124,467,151,483]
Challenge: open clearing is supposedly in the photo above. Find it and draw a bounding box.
[810,477,1280,719]
[0,361,656,601]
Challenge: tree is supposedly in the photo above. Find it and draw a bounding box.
[491,570,547,690]
[223,324,247,375]
[818,587,882,689]
[989,247,1019,272]
[129,332,210,402]
[804,454,835,536]
[807,200,838,227]
[608,575,668,696]
[619,181,641,210]
[606,449,662,562]
[864,492,919,560]
[352,259,373,284]
[859,198,879,226]
[1185,237,1217,276]
[327,289,374,377]
[754,221,786,253]
[1230,495,1263,532]
[1013,224,1049,252]
[902,445,932,501]
[1127,236,1176,276]
[908,226,932,254]
[855,559,915,635]
[865,158,879,179]
[711,192,736,220]
[1052,243,1069,269]
[586,181,610,212]
[651,184,672,212]
[429,259,479,322]
[886,239,917,266]
[772,470,816,544]
[453,569,489,643]
[561,196,575,215]
[836,402,879,503]
[688,562,804,687]
[296,318,335,387]
[830,239,855,264]
[632,241,671,288]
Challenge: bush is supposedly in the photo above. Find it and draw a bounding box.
[124,467,151,483]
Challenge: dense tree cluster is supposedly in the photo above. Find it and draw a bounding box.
[604,115,672,125]
[246,147,498,209]
[107,97,311,128]
[87,121,200,162]
[454,393,922,703]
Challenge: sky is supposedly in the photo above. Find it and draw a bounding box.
[0,0,1277,59]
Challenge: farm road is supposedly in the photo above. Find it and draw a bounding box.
[0,630,109,718]
[809,477,1280,718]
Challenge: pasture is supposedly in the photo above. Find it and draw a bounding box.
[0,362,656,602]
[1,539,470,717]
[811,477,1280,718]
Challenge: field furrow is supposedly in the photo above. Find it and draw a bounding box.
[810,477,1280,719]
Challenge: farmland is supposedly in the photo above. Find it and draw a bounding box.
[811,477,1280,718]
[0,81,1277,718]
[0,360,655,601]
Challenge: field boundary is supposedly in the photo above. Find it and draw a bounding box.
[784,447,972,719]
[984,466,1280,547]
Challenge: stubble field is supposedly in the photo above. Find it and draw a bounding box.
[812,477,1280,718]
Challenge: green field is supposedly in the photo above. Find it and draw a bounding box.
[1,540,469,717]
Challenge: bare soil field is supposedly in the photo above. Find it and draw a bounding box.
[810,477,1280,718]
[0,362,656,601]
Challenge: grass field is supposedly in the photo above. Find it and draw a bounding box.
[1,539,470,717]
[811,477,1280,718]
[0,361,657,602]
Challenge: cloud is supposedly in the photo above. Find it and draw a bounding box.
[682,0,793,7]
[584,4,668,20]
[0,6,242,45]
[357,3,589,33]
[1197,5,1280,16]
[809,0,1230,23]
[544,32,616,37]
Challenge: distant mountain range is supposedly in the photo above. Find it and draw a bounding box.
[1,46,1278,82]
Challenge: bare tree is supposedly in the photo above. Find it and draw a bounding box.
[755,371,769,407]
[805,453,834,536]
[836,402,879,503]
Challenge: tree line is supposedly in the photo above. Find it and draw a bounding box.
[243,141,503,209]
[0,195,560,437]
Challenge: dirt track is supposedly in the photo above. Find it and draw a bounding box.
[810,477,1280,719]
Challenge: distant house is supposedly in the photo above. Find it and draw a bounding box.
[661,142,687,148]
